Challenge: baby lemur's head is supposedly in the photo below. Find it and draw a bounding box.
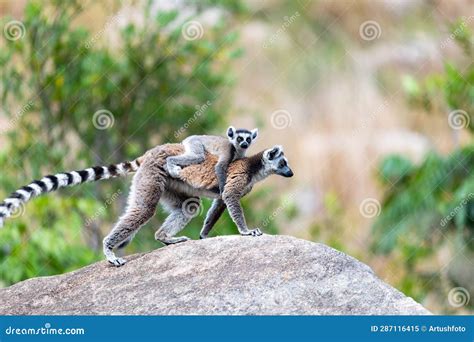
[227,126,258,154]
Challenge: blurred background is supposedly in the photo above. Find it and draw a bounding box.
[0,0,472,314]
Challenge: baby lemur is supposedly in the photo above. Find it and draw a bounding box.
[0,144,293,266]
[166,126,258,193]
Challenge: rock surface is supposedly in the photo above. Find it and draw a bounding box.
[0,235,430,315]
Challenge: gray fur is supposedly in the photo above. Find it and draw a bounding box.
[154,191,195,245]
[223,193,260,236]
[102,158,164,266]
[200,199,226,239]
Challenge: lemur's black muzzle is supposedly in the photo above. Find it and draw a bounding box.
[240,142,249,149]
[278,167,294,178]
[284,169,294,177]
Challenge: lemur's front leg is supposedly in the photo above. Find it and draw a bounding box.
[200,198,226,239]
[222,187,261,237]
[215,156,230,194]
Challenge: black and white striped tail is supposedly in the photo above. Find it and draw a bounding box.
[0,159,141,228]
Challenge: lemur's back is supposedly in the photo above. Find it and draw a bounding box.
[183,135,230,155]
[144,143,249,191]
[144,143,222,190]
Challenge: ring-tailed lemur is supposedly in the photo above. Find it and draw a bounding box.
[166,126,258,193]
[0,144,293,267]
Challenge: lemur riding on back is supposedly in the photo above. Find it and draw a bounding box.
[0,126,293,267]
[166,126,258,192]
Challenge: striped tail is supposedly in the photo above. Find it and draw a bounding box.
[0,159,142,228]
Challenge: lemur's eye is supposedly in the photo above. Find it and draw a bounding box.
[237,137,243,142]
[246,137,251,143]
[279,160,287,168]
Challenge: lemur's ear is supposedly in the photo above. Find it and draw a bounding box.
[264,145,283,160]
[227,126,236,139]
[251,128,258,140]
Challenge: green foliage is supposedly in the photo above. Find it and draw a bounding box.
[374,25,474,255]
[402,20,473,127]
[0,0,241,161]
[374,140,474,254]
[0,194,101,286]
[373,25,474,310]
[0,0,287,286]
[378,155,413,186]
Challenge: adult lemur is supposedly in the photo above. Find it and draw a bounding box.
[0,144,293,266]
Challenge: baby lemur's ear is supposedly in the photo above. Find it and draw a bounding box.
[251,128,258,140]
[264,145,283,160]
[227,126,236,139]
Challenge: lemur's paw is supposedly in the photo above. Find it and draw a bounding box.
[158,236,191,245]
[166,162,182,178]
[173,236,191,244]
[108,257,127,267]
[241,228,262,237]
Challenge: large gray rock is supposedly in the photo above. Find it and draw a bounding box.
[0,235,430,315]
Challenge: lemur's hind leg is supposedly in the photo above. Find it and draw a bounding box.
[155,192,197,245]
[116,231,137,249]
[103,162,165,267]
[166,139,205,178]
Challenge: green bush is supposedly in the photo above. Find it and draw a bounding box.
[373,23,474,253]
[372,23,473,308]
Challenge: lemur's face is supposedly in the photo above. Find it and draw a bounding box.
[263,145,294,178]
[227,126,258,150]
